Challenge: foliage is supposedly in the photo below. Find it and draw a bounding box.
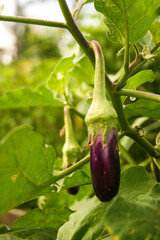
[0,0,160,239]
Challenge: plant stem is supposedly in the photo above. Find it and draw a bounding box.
[42,154,90,187]
[109,93,159,158]
[58,0,92,59]
[58,0,114,90]
[124,34,129,75]
[126,128,159,158]
[70,107,85,119]
[72,0,84,19]
[110,92,130,130]
[117,0,130,89]
[119,143,136,165]
[128,42,160,78]
[118,89,160,103]
[133,44,140,57]
[115,42,160,90]
[0,15,68,29]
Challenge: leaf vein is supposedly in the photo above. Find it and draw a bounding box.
[128,2,153,31]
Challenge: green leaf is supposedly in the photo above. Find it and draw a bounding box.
[122,70,155,102]
[105,196,160,240]
[69,55,94,99]
[13,208,71,230]
[71,55,94,85]
[47,55,75,95]
[0,125,56,215]
[57,166,159,240]
[94,0,160,44]
[151,158,160,182]
[57,197,108,240]
[0,227,57,240]
[137,183,160,209]
[119,166,155,199]
[139,31,155,49]
[124,98,160,119]
[0,84,64,110]
[58,170,91,191]
[150,18,160,44]
[124,70,155,90]
[104,167,160,240]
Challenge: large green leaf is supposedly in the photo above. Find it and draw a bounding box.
[124,70,155,90]
[150,18,160,44]
[94,0,160,44]
[47,55,75,95]
[68,55,94,99]
[57,166,160,240]
[122,70,155,102]
[0,125,56,215]
[118,166,155,199]
[58,169,91,191]
[105,167,160,239]
[105,196,160,240]
[0,84,64,110]
[0,227,57,240]
[13,208,71,230]
[70,55,94,85]
[124,98,160,119]
[57,197,108,240]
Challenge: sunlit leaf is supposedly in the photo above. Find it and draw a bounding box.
[0,84,64,110]
[57,197,108,240]
[57,166,160,240]
[13,208,71,230]
[122,70,155,102]
[124,99,160,119]
[58,170,91,191]
[0,125,56,215]
[150,18,160,44]
[94,0,160,44]
[0,227,57,240]
[47,55,75,95]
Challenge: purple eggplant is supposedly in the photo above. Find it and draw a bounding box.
[90,128,120,202]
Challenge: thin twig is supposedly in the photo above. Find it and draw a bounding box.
[118,89,160,103]
[0,14,68,29]
[115,42,160,90]
[72,0,84,19]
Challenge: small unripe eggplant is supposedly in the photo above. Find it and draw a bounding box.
[62,106,81,169]
[62,106,81,195]
[91,129,120,202]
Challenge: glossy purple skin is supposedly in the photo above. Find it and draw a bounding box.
[90,128,120,202]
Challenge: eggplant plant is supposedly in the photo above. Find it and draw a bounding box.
[0,0,160,240]
[85,40,120,201]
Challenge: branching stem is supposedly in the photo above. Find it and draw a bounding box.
[0,15,68,29]
[118,89,160,103]
[58,0,114,90]
[115,42,160,90]
[42,154,90,187]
